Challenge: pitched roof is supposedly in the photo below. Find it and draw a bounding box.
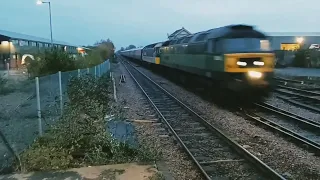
[0,29,77,46]
[168,27,192,39]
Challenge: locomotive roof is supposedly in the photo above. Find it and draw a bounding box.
[162,24,267,46]
[121,47,143,52]
[188,24,266,43]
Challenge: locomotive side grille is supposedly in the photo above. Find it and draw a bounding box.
[238,57,263,68]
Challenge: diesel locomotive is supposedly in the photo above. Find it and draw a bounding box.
[120,24,275,96]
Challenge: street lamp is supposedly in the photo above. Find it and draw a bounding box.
[37,0,53,47]
[296,37,304,44]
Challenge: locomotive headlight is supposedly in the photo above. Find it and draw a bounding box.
[253,61,264,66]
[237,61,247,66]
[248,71,262,79]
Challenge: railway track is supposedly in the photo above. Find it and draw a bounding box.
[274,76,320,86]
[121,59,285,180]
[275,84,320,113]
[244,102,320,155]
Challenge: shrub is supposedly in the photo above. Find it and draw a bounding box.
[26,48,76,77]
[292,49,308,67]
[18,74,159,172]
[77,41,115,69]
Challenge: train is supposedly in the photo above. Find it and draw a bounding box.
[120,24,275,97]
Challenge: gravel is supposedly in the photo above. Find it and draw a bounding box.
[256,111,320,144]
[266,95,320,123]
[110,62,203,180]
[133,63,320,179]
[0,75,63,172]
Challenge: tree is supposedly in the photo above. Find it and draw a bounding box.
[125,45,136,50]
[94,39,115,60]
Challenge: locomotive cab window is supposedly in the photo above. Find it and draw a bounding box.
[214,38,271,53]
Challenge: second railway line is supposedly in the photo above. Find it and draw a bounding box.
[274,78,320,113]
[243,102,320,155]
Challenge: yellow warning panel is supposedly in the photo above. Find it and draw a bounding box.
[281,43,300,51]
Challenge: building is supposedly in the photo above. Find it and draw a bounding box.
[167,27,192,40]
[0,29,80,70]
[267,32,320,50]
[267,32,320,67]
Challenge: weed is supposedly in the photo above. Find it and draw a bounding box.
[18,74,159,172]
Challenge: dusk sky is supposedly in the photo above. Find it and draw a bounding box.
[1,0,319,49]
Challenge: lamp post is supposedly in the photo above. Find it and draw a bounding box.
[37,0,53,47]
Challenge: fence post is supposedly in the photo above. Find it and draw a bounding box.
[87,68,89,74]
[59,71,63,115]
[6,63,9,77]
[78,69,80,78]
[99,64,101,77]
[97,65,99,77]
[35,77,42,136]
[112,72,117,102]
[94,66,97,78]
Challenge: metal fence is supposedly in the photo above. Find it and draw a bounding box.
[0,60,110,173]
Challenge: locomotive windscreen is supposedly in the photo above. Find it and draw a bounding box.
[215,38,271,53]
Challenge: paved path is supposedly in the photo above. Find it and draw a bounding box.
[0,163,157,180]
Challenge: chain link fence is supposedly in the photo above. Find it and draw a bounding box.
[0,60,110,174]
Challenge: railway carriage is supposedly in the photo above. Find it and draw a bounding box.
[121,47,143,60]
[142,42,162,64]
[120,24,276,96]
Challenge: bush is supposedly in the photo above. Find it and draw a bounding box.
[26,39,115,77]
[26,48,76,77]
[77,41,115,69]
[292,49,309,67]
[18,74,159,172]
[76,49,103,69]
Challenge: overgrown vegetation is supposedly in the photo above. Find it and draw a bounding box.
[26,48,77,77]
[26,39,116,78]
[292,48,320,68]
[149,172,165,180]
[17,74,159,172]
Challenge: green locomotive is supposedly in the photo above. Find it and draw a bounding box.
[121,24,275,95]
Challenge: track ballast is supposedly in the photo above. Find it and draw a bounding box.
[121,58,285,180]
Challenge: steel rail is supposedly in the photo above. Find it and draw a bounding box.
[121,57,285,180]
[244,103,320,155]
